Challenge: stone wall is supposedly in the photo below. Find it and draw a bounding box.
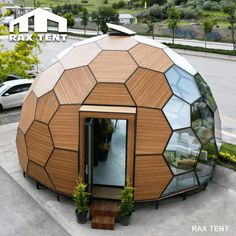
[74,21,235,43]
[126,23,234,42]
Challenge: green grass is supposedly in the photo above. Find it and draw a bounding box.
[202,10,227,18]
[17,1,235,26]
[217,142,236,171]
[21,0,134,13]
[220,142,236,156]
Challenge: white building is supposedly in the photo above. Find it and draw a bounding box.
[0,5,52,18]
[0,0,14,4]
[119,14,137,25]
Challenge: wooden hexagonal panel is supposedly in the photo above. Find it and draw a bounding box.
[89,51,138,83]
[49,105,80,151]
[33,62,64,98]
[46,149,78,195]
[136,108,172,155]
[134,155,172,200]
[54,67,96,104]
[19,91,37,134]
[96,36,138,50]
[27,161,55,190]
[129,43,173,73]
[16,128,28,171]
[126,68,172,109]
[26,121,54,166]
[35,91,59,124]
[84,83,135,106]
[60,43,101,69]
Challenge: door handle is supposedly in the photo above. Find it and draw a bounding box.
[85,165,88,175]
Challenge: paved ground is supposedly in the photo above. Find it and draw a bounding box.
[0,107,21,126]
[0,166,69,236]
[0,122,236,236]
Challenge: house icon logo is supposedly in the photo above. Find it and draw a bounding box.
[9,8,67,33]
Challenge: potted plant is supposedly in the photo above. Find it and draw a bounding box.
[119,180,135,226]
[73,178,90,224]
[105,120,115,143]
[98,142,110,161]
[101,119,115,143]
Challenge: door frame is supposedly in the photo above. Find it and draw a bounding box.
[79,105,136,188]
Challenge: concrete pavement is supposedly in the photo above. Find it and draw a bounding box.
[0,166,69,236]
[0,122,236,236]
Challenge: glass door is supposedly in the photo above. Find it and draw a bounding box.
[84,118,94,194]
[92,119,127,187]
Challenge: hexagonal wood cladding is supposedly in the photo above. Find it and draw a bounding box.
[16,34,193,201]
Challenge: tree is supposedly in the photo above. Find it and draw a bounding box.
[146,18,155,39]
[112,0,126,9]
[0,4,10,36]
[97,6,119,34]
[144,0,167,7]
[91,11,101,35]
[64,13,75,28]
[81,8,89,35]
[0,34,40,82]
[224,5,236,51]
[202,19,216,48]
[33,0,41,8]
[167,7,181,44]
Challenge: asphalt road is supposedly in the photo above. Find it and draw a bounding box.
[47,27,235,50]
[0,37,236,143]
[184,54,236,144]
[0,107,21,126]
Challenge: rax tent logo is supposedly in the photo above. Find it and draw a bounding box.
[8,8,67,42]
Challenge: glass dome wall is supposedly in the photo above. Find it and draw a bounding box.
[162,67,222,196]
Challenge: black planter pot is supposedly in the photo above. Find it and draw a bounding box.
[107,133,113,143]
[98,150,109,162]
[119,214,131,226]
[75,210,88,224]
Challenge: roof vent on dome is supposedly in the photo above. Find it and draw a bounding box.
[106,23,136,36]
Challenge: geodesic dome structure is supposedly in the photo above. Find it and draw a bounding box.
[16,26,222,201]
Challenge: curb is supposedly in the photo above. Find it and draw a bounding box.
[174,49,236,61]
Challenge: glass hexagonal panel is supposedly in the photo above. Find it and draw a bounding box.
[164,129,201,175]
[214,109,222,152]
[162,171,199,196]
[163,95,191,130]
[192,99,214,144]
[165,65,201,104]
[194,74,217,112]
[196,139,218,185]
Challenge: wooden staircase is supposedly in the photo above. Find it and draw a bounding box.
[90,199,120,230]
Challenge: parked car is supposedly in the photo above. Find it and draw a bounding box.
[1,16,14,27]
[5,74,25,81]
[0,79,33,111]
[28,72,39,79]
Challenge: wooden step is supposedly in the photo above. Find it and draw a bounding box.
[92,186,122,200]
[90,200,120,220]
[91,215,115,230]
